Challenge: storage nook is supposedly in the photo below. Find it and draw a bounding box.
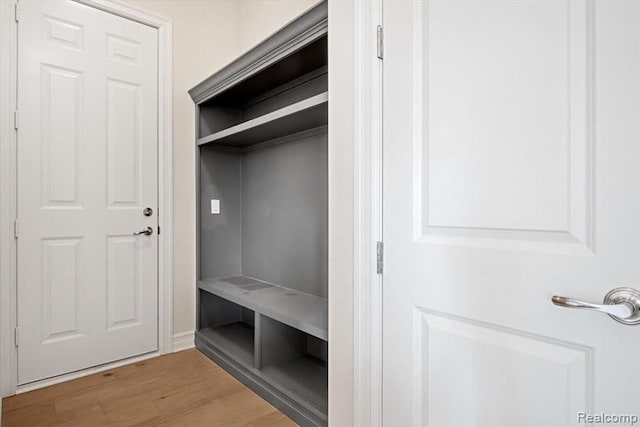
[189,3,328,426]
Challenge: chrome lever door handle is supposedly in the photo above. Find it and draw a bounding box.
[551,287,640,325]
[551,296,633,318]
[133,226,153,236]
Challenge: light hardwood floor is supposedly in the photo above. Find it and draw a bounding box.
[1,349,297,427]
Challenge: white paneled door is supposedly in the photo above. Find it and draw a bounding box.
[383,1,640,426]
[17,1,158,384]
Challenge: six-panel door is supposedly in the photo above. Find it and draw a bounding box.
[17,0,159,384]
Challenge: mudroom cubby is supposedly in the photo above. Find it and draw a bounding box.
[189,3,328,426]
[259,315,328,417]
[198,291,256,368]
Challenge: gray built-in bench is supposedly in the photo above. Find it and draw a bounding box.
[199,276,327,341]
[197,276,327,420]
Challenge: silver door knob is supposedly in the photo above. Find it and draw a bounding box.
[133,226,153,236]
[551,287,640,325]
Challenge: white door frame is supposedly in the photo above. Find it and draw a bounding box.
[326,1,382,424]
[329,0,383,427]
[0,0,173,395]
[350,0,383,425]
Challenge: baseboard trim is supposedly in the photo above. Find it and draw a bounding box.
[172,331,195,352]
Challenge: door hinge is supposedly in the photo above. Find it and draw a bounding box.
[14,111,18,130]
[14,2,19,22]
[376,241,384,274]
[376,25,383,59]
[14,327,19,347]
[14,219,19,239]
[158,226,161,235]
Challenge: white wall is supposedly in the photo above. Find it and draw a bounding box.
[237,1,320,52]
[119,0,321,342]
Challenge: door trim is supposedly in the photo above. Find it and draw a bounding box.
[0,0,19,399]
[0,0,173,395]
[352,0,383,425]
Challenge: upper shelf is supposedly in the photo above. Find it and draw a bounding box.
[197,92,328,148]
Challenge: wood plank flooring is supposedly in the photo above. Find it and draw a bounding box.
[2,349,297,427]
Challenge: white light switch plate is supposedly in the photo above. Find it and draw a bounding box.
[211,199,220,214]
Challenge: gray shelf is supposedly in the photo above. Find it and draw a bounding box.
[197,93,328,147]
[198,323,254,368]
[199,276,328,342]
[261,355,328,415]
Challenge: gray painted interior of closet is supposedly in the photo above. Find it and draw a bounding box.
[199,148,242,279]
[200,133,328,297]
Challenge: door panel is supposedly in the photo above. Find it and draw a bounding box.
[424,0,583,234]
[106,236,141,330]
[17,0,158,384]
[414,0,592,252]
[41,238,83,342]
[41,64,83,206]
[106,79,143,207]
[415,310,589,426]
[383,0,640,425]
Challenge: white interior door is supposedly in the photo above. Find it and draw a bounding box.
[17,0,158,384]
[383,0,640,425]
